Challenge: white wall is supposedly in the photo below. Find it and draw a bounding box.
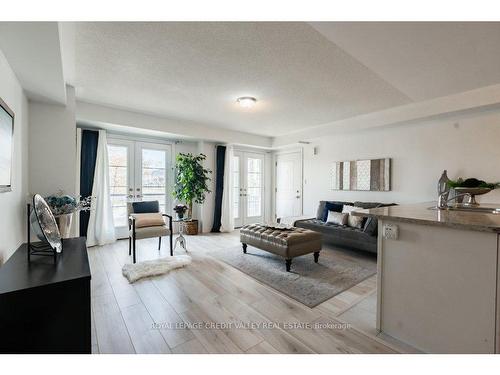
[29,86,77,197]
[77,100,273,148]
[302,110,500,216]
[0,50,29,264]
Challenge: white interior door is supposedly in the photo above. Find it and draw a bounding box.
[233,151,265,227]
[275,151,303,219]
[107,138,172,239]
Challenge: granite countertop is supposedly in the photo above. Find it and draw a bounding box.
[352,202,500,233]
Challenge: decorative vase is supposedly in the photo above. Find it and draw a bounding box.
[55,213,73,239]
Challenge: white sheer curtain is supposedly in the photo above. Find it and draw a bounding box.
[220,144,234,232]
[87,130,116,247]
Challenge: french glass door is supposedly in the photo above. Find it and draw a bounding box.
[233,151,265,227]
[107,138,172,238]
[107,139,134,239]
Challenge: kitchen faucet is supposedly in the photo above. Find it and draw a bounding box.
[437,191,472,210]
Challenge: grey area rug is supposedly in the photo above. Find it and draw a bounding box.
[209,245,376,308]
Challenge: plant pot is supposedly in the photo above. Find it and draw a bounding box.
[55,213,73,239]
[184,220,199,235]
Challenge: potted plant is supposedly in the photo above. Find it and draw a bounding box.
[45,191,92,238]
[172,153,212,235]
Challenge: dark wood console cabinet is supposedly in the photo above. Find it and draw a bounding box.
[0,237,91,353]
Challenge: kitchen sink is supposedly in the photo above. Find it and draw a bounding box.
[428,205,500,214]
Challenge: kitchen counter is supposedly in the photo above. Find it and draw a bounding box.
[353,202,500,353]
[352,202,500,233]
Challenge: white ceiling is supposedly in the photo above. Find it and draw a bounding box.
[74,22,411,137]
[3,22,500,138]
[0,22,67,104]
[310,22,500,102]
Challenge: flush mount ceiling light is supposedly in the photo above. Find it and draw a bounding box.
[236,96,257,108]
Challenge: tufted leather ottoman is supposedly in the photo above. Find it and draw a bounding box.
[240,224,322,272]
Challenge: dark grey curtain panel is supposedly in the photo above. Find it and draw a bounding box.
[79,129,99,237]
[211,145,226,232]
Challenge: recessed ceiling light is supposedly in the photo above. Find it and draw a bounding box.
[237,96,257,108]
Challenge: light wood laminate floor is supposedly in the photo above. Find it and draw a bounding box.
[89,230,405,354]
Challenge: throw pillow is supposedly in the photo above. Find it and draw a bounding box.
[326,211,348,226]
[356,203,382,235]
[322,202,344,221]
[342,205,365,229]
[363,217,378,236]
[133,213,165,228]
[132,201,160,213]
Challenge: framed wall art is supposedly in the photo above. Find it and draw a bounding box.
[332,158,391,191]
[0,97,14,193]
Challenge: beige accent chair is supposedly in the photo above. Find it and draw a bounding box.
[127,201,173,263]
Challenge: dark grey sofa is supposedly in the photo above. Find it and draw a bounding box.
[294,201,396,254]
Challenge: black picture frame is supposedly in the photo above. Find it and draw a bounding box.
[0,97,14,193]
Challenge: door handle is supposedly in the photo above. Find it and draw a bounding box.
[296,196,301,199]
[136,194,142,198]
[127,194,134,199]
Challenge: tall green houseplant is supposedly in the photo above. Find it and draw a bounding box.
[172,153,212,219]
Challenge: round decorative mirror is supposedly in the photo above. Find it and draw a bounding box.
[29,194,63,253]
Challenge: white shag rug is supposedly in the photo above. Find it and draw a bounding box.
[122,255,192,283]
